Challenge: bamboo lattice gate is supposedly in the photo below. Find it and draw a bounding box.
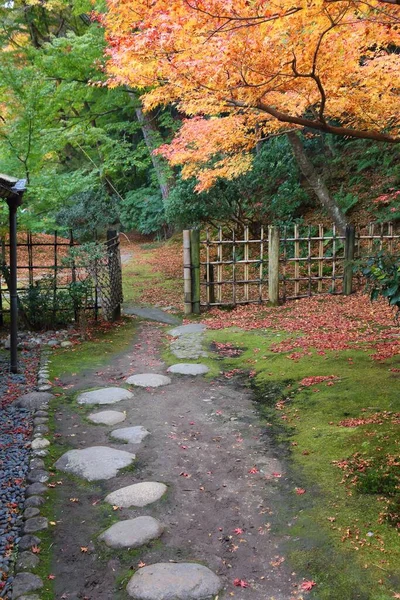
[183,222,400,313]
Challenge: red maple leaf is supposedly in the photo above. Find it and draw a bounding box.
[234,578,250,588]
[300,580,316,591]
[295,487,306,495]
[234,528,244,535]
[248,466,259,474]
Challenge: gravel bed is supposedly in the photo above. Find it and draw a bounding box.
[0,348,39,597]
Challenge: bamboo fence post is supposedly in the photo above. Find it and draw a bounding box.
[244,226,249,302]
[318,224,324,293]
[28,231,33,287]
[259,226,264,302]
[232,229,236,305]
[268,225,280,305]
[190,229,201,314]
[307,225,312,296]
[53,230,58,320]
[331,224,337,293]
[183,230,192,314]
[217,227,222,303]
[294,224,300,297]
[343,224,356,295]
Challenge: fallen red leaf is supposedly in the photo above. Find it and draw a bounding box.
[300,580,316,591]
[234,578,250,588]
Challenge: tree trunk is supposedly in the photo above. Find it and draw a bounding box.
[286,131,347,235]
[133,104,174,204]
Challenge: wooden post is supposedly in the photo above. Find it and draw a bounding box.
[343,224,355,295]
[106,229,121,321]
[268,225,280,305]
[183,230,192,314]
[190,229,201,314]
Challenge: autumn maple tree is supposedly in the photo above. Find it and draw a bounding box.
[103,0,400,229]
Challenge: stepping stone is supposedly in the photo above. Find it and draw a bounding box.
[105,482,167,508]
[54,446,135,481]
[99,516,164,549]
[30,438,50,450]
[127,563,221,600]
[168,324,206,336]
[123,304,180,325]
[170,334,208,360]
[167,363,209,376]
[88,410,126,425]
[77,387,133,405]
[111,426,150,444]
[126,374,171,388]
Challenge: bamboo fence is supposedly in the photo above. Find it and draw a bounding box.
[183,222,400,312]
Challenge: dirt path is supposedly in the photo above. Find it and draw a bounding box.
[49,321,297,600]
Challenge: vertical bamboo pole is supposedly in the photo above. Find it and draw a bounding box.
[217,227,222,303]
[294,224,300,297]
[259,226,264,302]
[331,224,337,293]
[388,222,393,255]
[307,225,312,296]
[232,229,236,305]
[69,229,78,322]
[244,226,249,302]
[183,230,192,314]
[318,224,324,293]
[343,224,355,295]
[28,232,33,287]
[53,230,58,322]
[268,225,280,305]
[190,229,200,314]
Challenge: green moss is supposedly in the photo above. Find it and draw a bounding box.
[203,327,400,599]
[48,318,137,379]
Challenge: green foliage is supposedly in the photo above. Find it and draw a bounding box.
[120,186,166,236]
[19,275,92,330]
[165,137,311,230]
[56,188,120,240]
[360,252,400,311]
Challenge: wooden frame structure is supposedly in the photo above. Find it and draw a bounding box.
[183,222,400,312]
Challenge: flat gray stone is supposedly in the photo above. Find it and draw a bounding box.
[12,572,43,599]
[23,517,48,534]
[126,374,171,388]
[15,392,53,410]
[105,482,167,508]
[16,551,40,571]
[99,516,164,549]
[31,438,50,450]
[24,496,45,509]
[77,387,134,405]
[123,304,181,325]
[33,417,48,425]
[26,469,49,484]
[170,333,208,360]
[18,535,40,551]
[29,458,45,470]
[168,324,206,336]
[126,563,221,600]
[25,483,47,497]
[60,340,72,348]
[38,384,52,392]
[17,596,41,600]
[88,410,126,426]
[111,426,150,444]
[33,424,49,434]
[167,363,209,376]
[23,508,40,519]
[54,446,135,481]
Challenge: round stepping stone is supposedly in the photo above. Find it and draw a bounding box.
[127,563,221,600]
[99,516,164,549]
[88,410,126,426]
[167,363,209,376]
[54,446,135,481]
[126,374,171,388]
[111,426,150,444]
[105,482,167,508]
[168,323,206,336]
[77,387,133,405]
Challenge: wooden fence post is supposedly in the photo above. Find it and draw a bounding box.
[106,229,121,321]
[183,230,192,315]
[268,225,280,305]
[190,229,201,314]
[343,224,356,295]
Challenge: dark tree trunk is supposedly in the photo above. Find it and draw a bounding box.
[286,131,347,235]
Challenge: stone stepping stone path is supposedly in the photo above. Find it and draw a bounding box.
[126,373,171,387]
[105,482,167,508]
[110,426,150,444]
[77,387,133,405]
[168,324,208,360]
[99,516,164,549]
[55,446,135,481]
[126,563,222,600]
[167,363,209,376]
[88,410,126,425]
